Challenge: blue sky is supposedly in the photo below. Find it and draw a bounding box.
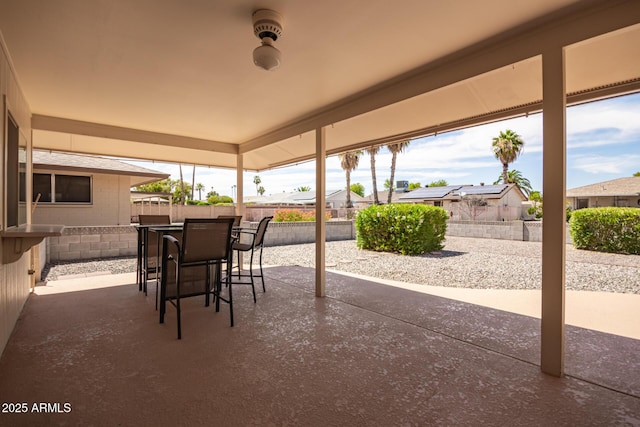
[128,92,640,198]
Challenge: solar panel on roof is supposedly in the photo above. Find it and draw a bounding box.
[457,185,507,195]
[399,185,462,199]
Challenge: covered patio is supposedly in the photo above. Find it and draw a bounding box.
[0,267,638,425]
[1,2,640,421]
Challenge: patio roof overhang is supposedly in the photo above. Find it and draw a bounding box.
[0,1,638,171]
[2,0,640,379]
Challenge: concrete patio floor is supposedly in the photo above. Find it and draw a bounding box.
[0,266,638,426]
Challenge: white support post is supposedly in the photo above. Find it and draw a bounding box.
[236,154,244,269]
[315,127,326,297]
[541,47,567,377]
[236,154,244,219]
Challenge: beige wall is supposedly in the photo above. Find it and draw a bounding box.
[32,172,132,226]
[0,42,33,356]
[501,187,526,207]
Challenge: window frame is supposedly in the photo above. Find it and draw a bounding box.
[577,198,589,209]
[3,95,28,229]
[33,172,93,204]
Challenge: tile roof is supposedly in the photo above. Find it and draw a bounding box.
[32,150,168,179]
[566,177,640,197]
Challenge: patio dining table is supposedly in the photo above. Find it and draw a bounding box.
[147,223,241,313]
[134,223,183,295]
[146,225,184,306]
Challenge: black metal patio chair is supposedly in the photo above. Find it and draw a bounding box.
[159,217,235,338]
[230,216,272,302]
[138,214,171,294]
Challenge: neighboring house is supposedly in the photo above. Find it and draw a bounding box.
[31,150,169,226]
[245,189,366,209]
[399,184,527,221]
[364,189,404,204]
[566,177,640,209]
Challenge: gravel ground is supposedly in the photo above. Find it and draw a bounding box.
[42,236,640,294]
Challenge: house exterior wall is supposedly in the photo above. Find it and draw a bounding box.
[501,187,526,207]
[0,43,34,357]
[403,187,525,221]
[32,172,132,226]
[567,196,640,209]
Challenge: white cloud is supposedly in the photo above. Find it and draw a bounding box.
[572,154,640,174]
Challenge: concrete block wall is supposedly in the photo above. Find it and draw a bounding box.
[48,226,137,261]
[523,221,542,242]
[44,220,566,262]
[446,220,569,243]
[46,221,356,262]
[241,220,355,247]
[445,220,524,241]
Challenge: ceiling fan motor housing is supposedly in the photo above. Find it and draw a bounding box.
[252,9,283,41]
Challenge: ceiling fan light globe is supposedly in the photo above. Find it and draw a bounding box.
[253,44,281,71]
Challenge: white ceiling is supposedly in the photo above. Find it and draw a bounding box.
[1,0,639,170]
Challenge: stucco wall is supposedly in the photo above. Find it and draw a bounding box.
[0,42,34,357]
[32,173,131,226]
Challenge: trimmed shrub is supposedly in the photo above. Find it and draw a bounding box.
[565,205,573,222]
[569,207,640,254]
[356,204,448,255]
[273,209,331,222]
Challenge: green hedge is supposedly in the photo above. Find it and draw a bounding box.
[356,204,448,255]
[273,209,331,222]
[569,207,640,254]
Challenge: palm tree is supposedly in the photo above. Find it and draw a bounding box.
[178,164,186,204]
[492,129,524,184]
[257,186,266,196]
[295,186,311,192]
[338,150,362,208]
[493,169,533,197]
[191,165,196,201]
[386,140,410,204]
[253,175,262,196]
[195,183,205,200]
[365,146,381,204]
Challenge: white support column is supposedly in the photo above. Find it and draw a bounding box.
[315,127,326,297]
[541,47,567,377]
[236,154,244,269]
[236,154,244,219]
